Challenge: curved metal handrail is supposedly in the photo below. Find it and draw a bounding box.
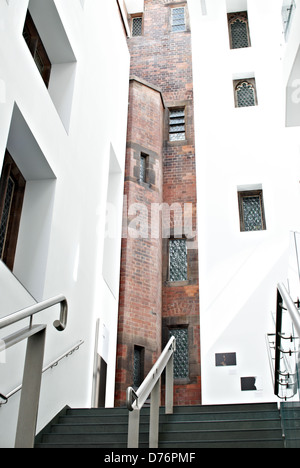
[0,294,68,332]
[0,294,68,447]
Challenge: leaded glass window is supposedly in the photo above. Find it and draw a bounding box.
[169,328,189,380]
[169,239,187,282]
[132,16,143,37]
[235,80,256,108]
[238,190,266,232]
[172,7,186,32]
[169,109,186,142]
[228,12,250,49]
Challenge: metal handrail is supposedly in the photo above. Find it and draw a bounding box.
[274,283,300,399]
[0,339,83,406]
[0,294,68,448]
[126,336,176,448]
[0,294,68,332]
[278,283,300,337]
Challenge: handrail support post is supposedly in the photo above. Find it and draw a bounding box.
[149,380,160,448]
[165,353,174,415]
[128,408,140,448]
[15,326,46,448]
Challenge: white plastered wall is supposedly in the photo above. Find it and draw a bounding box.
[0,0,129,447]
[189,0,300,404]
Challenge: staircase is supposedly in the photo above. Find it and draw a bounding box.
[35,402,285,448]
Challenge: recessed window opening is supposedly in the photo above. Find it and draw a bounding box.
[169,238,187,282]
[234,79,257,108]
[228,12,251,49]
[0,152,26,271]
[23,0,77,132]
[133,346,144,389]
[169,328,189,380]
[172,7,186,32]
[169,108,186,141]
[238,189,266,232]
[132,16,143,36]
[23,11,52,87]
[3,104,56,300]
[140,153,148,183]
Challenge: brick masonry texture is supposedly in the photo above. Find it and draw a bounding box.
[115,0,201,407]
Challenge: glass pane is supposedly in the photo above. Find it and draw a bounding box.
[169,239,187,281]
[170,133,186,141]
[0,177,15,258]
[242,196,263,231]
[231,19,249,49]
[133,347,143,388]
[169,328,189,379]
[132,17,142,37]
[170,110,185,118]
[140,155,146,182]
[172,8,185,32]
[236,82,255,107]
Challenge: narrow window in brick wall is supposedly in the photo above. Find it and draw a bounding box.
[23,10,52,88]
[133,346,144,389]
[238,190,266,232]
[171,7,186,32]
[132,16,143,36]
[169,238,187,282]
[169,108,186,141]
[228,12,251,49]
[234,79,257,108]
[169,328,189,380]
[139,153,148,183]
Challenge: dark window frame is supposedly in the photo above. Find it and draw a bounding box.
[238,189,266,232]
[133,345,145,389]
[23,10,52,88]
[139,153,149,184]
[0,151,26,271]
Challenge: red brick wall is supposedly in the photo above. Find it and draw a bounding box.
[115,0,201,407]
[115,79,165,405]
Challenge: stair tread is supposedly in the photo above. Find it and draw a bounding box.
[35,402,286,449]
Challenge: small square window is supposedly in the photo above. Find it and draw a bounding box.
[238,190,266,232]
[171,7,186,32]
[169,238,187,282]
[132,16,143,37]
[169,108,186,142]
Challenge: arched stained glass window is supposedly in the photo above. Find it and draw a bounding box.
[231,19,249,48]
[228,12,251,49]
[235,80,257,108]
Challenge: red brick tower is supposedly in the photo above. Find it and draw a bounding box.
[115,0,201,407]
